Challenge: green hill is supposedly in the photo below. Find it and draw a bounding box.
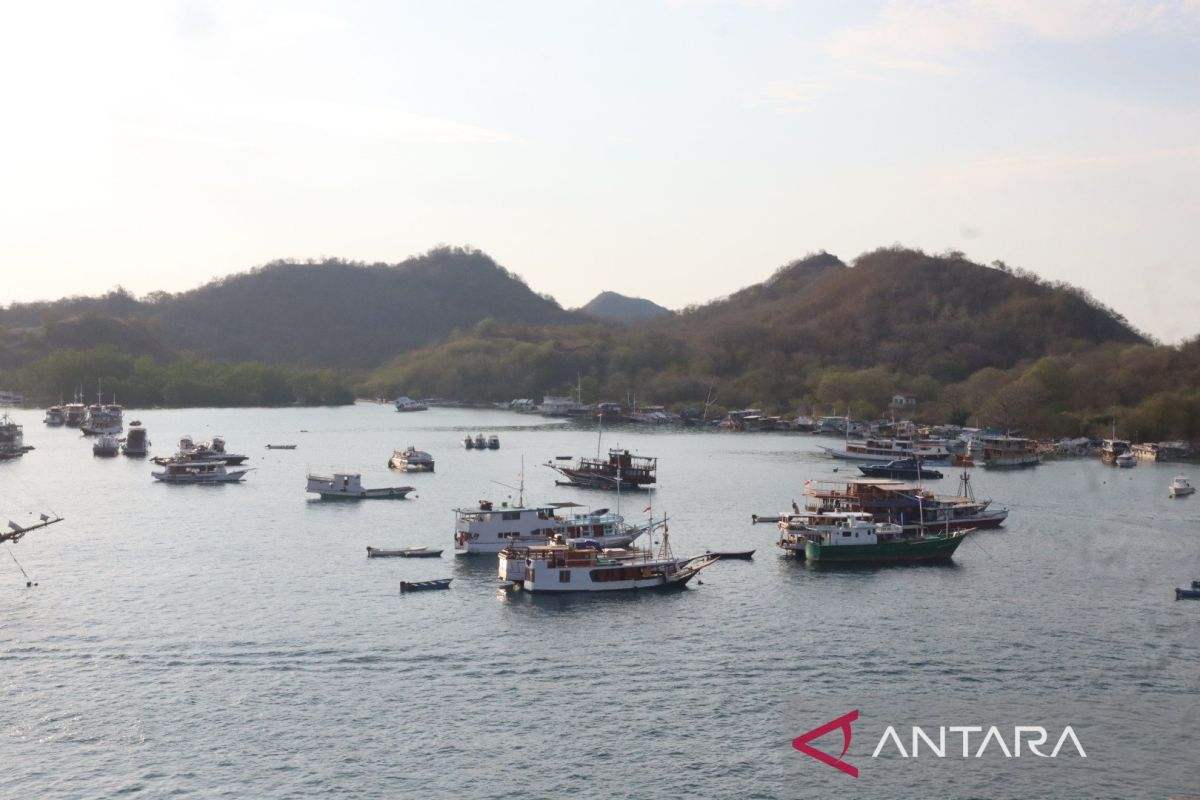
[0,247,579,369]
[579,291,671,323]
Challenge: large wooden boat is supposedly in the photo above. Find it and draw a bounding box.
[801,519,972,564]
[498,535,717,593]
[818,438,952,463]
[152,461,251,483]
[152,435,248,466]
[803,473,1007,531]
[545,449,657,491]
[454,499,658,554]
[0,414,34,460]
[121,421,149,456]
[980,435,1041,468]
[307,473,414,500]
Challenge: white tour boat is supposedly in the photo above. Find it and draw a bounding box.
[152,461,251,483]
[1168,475,1195,498]
[1115,451,1137,468]
[498,535,717,592]
[454,499,660,554]
[818,437,952,463]
[43,405,65,426]
[389,446,435,472]
[394,396,428,412]
[307,472,414,500]
[92,434,119,457]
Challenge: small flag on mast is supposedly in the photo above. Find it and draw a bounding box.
[642,506,652,513]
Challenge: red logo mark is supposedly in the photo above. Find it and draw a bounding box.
[792,709,859,778]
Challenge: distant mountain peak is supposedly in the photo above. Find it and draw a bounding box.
[579,291,671,323]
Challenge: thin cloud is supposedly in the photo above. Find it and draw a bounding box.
[822,0,1200,77]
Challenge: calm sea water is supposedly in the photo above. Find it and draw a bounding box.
[2,404,1198,799]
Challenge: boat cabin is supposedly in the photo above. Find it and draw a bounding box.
[307,473,366,494]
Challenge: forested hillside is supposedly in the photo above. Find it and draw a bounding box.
[363,248,1200,440]
[0,247,578,369]
[4,244,1195,436]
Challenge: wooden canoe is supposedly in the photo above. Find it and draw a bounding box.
[367,546,443,558]
[400,578,452,593]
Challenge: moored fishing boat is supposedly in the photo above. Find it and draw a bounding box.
[777,511,877,557]
[803,473,1007,531]
[389,446,435,472]
[800,518,972,564]
[43,405,65,426]
[1168,475,1195,498]
[980,435,1041,468]
[858,458,943,480]
[63,401,86,427]
[121,421,149,456]
[1115,452,1137,468]
[705,549,755,560]
[307,473,414,500]
[151,461,251,483]
[0,414,34,460]
[454,499,660,554]
[81,402,123,435]
[1100,438,1131,465]
[394,396,428,412]
[818,437,952,463]
[545,449,657,491]
[153,436,249,466]
[498,534,717,592]
[486,435,500,450]
[92,434,119,457]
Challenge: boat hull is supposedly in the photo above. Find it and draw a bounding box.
[805,531,969,563]
[152,474,247,483]
[981,456,1041,469]
[819,446,950,464]
[314,488,413,500]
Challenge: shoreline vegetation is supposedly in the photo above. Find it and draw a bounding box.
[2,246,1197,437]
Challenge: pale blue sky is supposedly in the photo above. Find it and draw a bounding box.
[1,1,1198,340]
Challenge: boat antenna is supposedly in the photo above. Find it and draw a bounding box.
[490,457,525,506]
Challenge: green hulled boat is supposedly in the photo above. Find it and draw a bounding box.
[798,517,973,564]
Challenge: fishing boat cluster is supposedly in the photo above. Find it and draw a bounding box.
[6,391,1198,600]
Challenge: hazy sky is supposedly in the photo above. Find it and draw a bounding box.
[2,1,1198,340]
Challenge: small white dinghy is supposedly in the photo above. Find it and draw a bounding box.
[366,546,443,558]
[1169,474,1195,498]
[307,473,414,500]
